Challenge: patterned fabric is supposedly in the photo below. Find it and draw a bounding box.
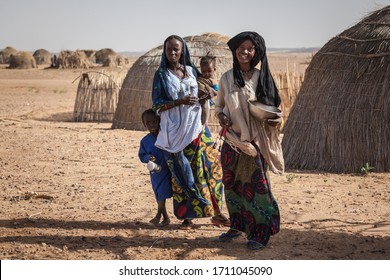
[138,133,172,201]
[152,35,208,206]
[172,127,224,219]
[220,141,280,246]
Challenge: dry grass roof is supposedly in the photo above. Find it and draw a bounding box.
[8,51,37,69]
[0,46,18,64]
[281,5,390,173]
[33,49,52,65]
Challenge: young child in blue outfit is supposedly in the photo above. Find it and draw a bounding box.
[138,109,172,227]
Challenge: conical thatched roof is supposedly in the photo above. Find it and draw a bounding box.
[0,46,18,64]
[33,48,52,65]
[282,5,390,173]
[112,33,233,131]
[8,51,37,69]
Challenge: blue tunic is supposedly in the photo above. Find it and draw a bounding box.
[138,133,172,201]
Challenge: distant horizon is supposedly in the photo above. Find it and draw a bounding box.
[1,0,387,54]
[1,46,321,57]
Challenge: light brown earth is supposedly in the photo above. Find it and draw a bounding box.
[1,53,389,260]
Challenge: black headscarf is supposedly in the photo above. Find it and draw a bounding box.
[227,31,281,107]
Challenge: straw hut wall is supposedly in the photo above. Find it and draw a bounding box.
[112,34,233,131]
[8,51,37,69]
[57,50,95,69]
[0,46,18,64]
[282,5,390,173]
[33,49,52,65]
[73,70,126,122]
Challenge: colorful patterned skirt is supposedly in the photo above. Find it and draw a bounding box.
[172,127,224,219]
[220,141,280,246]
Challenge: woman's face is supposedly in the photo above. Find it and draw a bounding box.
[235,39,255,65]
[165,38,183,64]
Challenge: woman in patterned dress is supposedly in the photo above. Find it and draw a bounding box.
[152,35,227,228]
[215,31,284,249]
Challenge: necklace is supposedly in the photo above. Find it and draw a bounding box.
[241,68,253,75]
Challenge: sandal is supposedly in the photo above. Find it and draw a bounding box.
[161,218,170,227]
[216,229,241,242]
[149,217,161,226]
[247,240,265,250]
[179,219,194,230]
[211,215,230,227]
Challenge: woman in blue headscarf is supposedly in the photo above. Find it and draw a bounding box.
[152,35,228,228]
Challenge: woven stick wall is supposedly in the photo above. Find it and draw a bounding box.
[73,70,126,122]
[282,5,390,173]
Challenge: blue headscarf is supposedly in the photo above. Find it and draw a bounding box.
[152,35,200,111]
[227,31,281,107]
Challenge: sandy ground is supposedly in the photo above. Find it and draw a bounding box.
[1,55,389,260]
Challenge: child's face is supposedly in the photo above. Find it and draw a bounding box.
[200,63,216,79]
[143,114,160,134]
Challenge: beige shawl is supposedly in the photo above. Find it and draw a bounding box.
[215,69,284,174]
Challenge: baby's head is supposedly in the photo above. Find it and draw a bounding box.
[141,109,160,135]
[200,54,217,79]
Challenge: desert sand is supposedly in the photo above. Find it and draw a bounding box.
[0,53,389,260]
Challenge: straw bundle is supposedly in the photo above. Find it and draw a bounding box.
[73,70,126,122]
[273,71,304,123]
[57,50,96,69]
[112,33,233,131]
[282,5,390,173]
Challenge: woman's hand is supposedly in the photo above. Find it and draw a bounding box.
[177,94,199,106]
[218,112,232,128]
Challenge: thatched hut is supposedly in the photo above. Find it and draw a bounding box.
[57,50,95,69]
[95,48,117,67]
[8,51,37,69]
[281,5,390,173]
[33,49,52,65]
[112,33,233,131]
[0,46,18,64]
[73,70,126,122]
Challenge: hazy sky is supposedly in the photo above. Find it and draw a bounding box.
[1,0,388,53]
